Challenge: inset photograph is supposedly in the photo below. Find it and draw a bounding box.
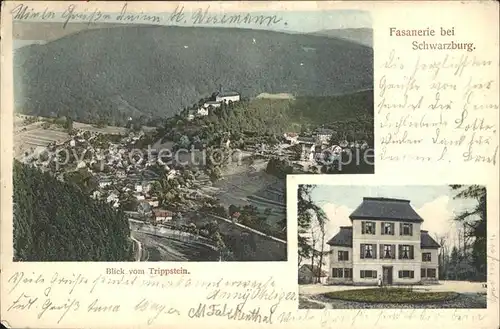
[11,8,373,262]
[297,185,487,309]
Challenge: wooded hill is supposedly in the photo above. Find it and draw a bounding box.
[13,161,133,261]
[166,89,374,146]
[14,25,373,126]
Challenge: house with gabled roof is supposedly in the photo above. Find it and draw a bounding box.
[298,264,329,284]
[327,197,440,286]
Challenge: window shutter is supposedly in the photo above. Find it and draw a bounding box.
[362,221,366,234]
[398,270,402,278]
[372,222,376,234]
[380,244,384,258]
[391,223,395,235]
[410,246,414,259]
[360,270,365,278]
[360,244,365,259]
[373,244,377,259]
[398,245,402,259]
[400,223,403,235]
[346,251,349,261]
[381,222,384,235]
[410,271,414,279]
[421,268,425,278]
[391,245,396,259]
[410,224,413,236]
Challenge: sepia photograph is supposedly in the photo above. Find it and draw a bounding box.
[297,184,488,309]
[11,7,373,262]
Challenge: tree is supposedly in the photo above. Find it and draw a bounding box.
[62,117,74,132]
[450,185,487,281]
[297,184,328,281]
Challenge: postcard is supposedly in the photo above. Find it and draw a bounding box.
[0,1,498,329]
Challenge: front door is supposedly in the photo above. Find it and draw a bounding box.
[383,266,393,285]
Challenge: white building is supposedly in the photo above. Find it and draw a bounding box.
[203,101,222,109]
[153,209,173,223]
[315,128,334,144]
[197,107,209,116]
[215,91,240,104]
[327,197,440,286]
[283,133,299,145]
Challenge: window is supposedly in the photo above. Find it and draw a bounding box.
[383,245,394,259]
[360,270,377,278]
[399,245,414,259]
[398,270,414,279]
[422,252,432,262]
[427,268,437,278]
[361,244,376,259]
[338,251,349,261]
[400,223,413,236]
[344,268,353,278]
[382,222,394,235]
[362,221,376,235]
[332,268,344,278]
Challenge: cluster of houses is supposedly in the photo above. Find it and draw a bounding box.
[188,91,241,120]
[282,128,370,167]
[21,127,184,225]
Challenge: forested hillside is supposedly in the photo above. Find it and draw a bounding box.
[14,26,373,126]
[12,161,133,261]
[168,89,374,145]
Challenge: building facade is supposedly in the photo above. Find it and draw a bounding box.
[327,197,440,285]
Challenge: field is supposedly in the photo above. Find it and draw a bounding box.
[207,159,286,230]
[13,114,153,159]
[14,122,69,159]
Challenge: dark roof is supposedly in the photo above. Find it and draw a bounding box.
[421,230,441,249]
[217,91,240,97]
[326,226,352,247]
[327,227,440,249]
[300,264,328,277]
[349,197,424,223]
[297,137,315,143]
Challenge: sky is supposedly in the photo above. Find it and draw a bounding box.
[12,8,372,49]
[308,185,479,251]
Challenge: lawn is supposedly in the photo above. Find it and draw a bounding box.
[322,288,459,304]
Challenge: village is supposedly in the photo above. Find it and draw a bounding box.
[16,89,372,261]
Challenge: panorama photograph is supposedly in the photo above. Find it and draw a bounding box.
[11,7,373,262]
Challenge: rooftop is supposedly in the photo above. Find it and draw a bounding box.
[349,197,424,223]
[327,227,440,249]
[326,226,353,247]
[421,231,441,249]
[300,264,328,277]
[217,91,240,97]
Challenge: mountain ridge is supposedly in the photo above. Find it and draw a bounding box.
[14,25,373,126]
